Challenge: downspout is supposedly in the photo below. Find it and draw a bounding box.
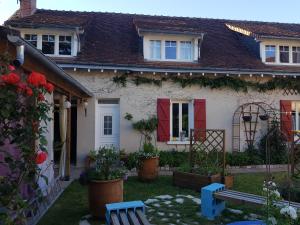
[7,34,24,66]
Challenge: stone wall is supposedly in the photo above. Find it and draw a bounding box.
[68,70,300,166]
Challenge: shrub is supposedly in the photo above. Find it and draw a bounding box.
[159,150,188,167]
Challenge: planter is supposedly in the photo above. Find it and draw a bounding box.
[223,175,234,189]
[259,114,269,121]
[242,115,252,122]
[138,157,159,181]
[88,178,123,218]
[173,170,221,191]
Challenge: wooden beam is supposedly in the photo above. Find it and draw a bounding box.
[65,93,72,180]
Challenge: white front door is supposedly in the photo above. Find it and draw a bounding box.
[97,103,120,149]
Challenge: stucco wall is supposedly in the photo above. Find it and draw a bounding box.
[68,70,300,166]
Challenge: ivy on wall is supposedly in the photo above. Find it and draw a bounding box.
[112,73,300,93]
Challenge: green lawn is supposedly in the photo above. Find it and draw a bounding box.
[38,172,287,225]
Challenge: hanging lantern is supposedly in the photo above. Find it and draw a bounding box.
[64,100,71,109]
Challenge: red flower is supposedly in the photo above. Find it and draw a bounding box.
[26,87,33,96]
[1,73,20,85]
[35,151,47,164]
[8,65,15,71]
[38,93,45,101]
[44,82,54,93]
[17,82,27,92]
[27,72,46,87]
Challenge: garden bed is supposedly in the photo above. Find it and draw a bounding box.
[37,173,289,225]
[172,170,221,191]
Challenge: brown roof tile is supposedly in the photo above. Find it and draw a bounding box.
[6,10,300,73]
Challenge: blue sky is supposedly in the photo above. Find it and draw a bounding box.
[1,0,300,25]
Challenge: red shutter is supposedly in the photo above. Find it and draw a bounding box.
[194,99,206,141]
[280,100,292,141]
[157,99,170,142]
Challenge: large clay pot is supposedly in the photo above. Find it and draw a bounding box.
[88,179,123,218]
[138,157,159,181]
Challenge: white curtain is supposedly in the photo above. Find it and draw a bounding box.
[38,92,55,195]
[59,95,67,178]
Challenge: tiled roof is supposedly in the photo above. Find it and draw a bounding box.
[6,9,300,73]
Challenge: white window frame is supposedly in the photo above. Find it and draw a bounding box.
[22,30,76,57]
[279,45,290,63]
[292,101,300,131]
[262,42,300,66]
[165,40,177,60]
[292,47,300,63]
[149,40,162,60]
[168,100,194,144]
[180,41,193,60]
[24,34,38,47]
[42,34,56,55]
[265,45,276,63]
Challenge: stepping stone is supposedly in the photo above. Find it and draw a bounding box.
[161,218,169,221]
[175,198,184,204]
[192,198,201,204]
[153,203,161,207]
[228,208,243,215]
[79,220,91,225]
[164,200,172,205]
[145,198,159,204]
[156,195,173,200]
[158,212,165,216]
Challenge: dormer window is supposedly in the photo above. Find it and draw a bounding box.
[292,47,300,63]
[59,35,72,56]
[165,41,177,60]
[180,41,192,60]
[150,40,161,60]
[22,32,77,57]
[24,34,37,47]
[279,46,289,63]
[265,45,276,62]
[42,35,55,55]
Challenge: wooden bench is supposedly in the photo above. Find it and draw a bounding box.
[201,183,300,220]
[106,201,151,225]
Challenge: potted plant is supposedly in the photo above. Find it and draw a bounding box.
[126,114,160,182]
[137,142,159,181]
[84,149,97,170]
[80,147,126,218]
[223,168,234,189]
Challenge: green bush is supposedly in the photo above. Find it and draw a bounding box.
[159,150,188,167]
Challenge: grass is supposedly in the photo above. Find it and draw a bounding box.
[38,172,287,225]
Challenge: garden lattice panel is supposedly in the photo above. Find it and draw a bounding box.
[189,129,226,174]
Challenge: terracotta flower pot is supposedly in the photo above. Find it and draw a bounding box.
[138,157,159,181]
[223,175,234,189]
[88,178,123,218]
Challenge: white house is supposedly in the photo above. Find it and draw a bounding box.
[6,0,300,167]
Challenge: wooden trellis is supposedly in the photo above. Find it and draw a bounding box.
[189,129,226,175]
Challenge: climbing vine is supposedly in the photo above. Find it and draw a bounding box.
[112,73,300,93]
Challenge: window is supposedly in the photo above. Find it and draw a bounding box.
[165,41,177,59]
[171,102,189,140]
[24,34,37,47]
[59,36,72,55]
[265,45,276,62]
[293,47,300,63]
[104,115,113,135]
[42,35,55,55]
[180,41,192,60]
[150,40,161,59]
[280,46,289,63]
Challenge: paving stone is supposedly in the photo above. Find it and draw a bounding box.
[175,198,184,204]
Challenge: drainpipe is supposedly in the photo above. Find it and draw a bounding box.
[7,34,25,66]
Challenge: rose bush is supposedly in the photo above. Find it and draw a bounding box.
[0,54,54,225]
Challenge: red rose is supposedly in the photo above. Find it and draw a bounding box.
[36,151,48,164]
[1,73,20,85]
[27,72,46,87]
[8,65,15,71]
[37,93,45,101]
[17,82,27,92]
[44,82,54,93]
[26,87,33,96]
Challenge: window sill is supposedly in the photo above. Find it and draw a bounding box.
[167,141,190,145]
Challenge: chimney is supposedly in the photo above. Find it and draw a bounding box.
[19,0,36,18]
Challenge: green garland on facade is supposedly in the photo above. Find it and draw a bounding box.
[112,74,300,93]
